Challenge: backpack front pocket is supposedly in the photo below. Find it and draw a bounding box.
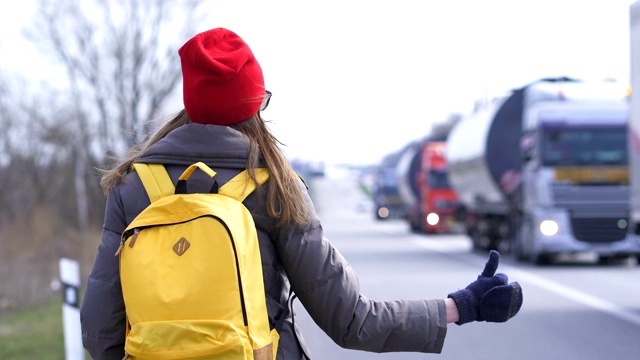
[125,319,249,360]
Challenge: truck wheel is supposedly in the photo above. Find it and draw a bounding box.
[409,218,420,232]
[531,252,553,266]
[513,220,529,261]
[469,227,484,251]
[513,231,528,262]
[419,214,429,234]
[497,239,510,254]
[598,255,632,266]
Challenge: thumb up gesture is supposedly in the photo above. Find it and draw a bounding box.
[448,250,523,325]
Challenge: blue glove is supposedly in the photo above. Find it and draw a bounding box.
[448,250,523,325]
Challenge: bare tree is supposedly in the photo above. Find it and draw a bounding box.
[0,75,16,219]
[0,79,80,221]
[30,0,202,157]
[1,0,208,305]
[25,0,203,228]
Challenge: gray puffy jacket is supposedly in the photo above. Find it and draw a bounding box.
[80,123,447,359]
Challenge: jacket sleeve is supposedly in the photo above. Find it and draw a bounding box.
[80,186,127,360]
[274,180,448,353]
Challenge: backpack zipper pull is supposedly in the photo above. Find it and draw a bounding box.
[114,229,140,256]
[128,229,140,248]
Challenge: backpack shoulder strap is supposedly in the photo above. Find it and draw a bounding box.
[132,163,174,203]
[219,168,269,202]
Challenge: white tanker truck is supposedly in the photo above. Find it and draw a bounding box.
[446,77,640,264]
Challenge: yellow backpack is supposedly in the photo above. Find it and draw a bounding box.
[116,162,277,360]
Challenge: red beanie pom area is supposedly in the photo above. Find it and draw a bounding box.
[178,28,265,126]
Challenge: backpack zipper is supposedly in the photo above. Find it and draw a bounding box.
[114,229,140,256]
[115,216,249,326]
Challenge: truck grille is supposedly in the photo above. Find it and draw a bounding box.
[570,217,628,243]
[553,185,628,210]
[554,185,629,243]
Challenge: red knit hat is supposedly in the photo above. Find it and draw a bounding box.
[178,28,265,125]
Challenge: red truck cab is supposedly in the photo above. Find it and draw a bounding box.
[407,142,463,233]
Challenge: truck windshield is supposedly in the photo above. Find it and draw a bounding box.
[428,169,451,189]
[541,125,627,166]
[377,168,399,192]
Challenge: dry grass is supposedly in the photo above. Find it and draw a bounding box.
[0,207,101,314]
[0,206,100,359]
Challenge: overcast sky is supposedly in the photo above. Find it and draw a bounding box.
[0,0,637,165]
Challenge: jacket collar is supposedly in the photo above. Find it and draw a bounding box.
[138,123,260,168]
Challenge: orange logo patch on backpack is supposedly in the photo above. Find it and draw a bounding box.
[172,237,190,255]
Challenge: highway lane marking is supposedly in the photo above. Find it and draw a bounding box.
[409,236,640,328]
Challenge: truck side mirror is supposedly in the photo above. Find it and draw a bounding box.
[520,133,535,163]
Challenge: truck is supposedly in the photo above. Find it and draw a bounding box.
[628,0,640,262]
[400,140,463,234]
[372,149,407,220]
[446,77,640,264]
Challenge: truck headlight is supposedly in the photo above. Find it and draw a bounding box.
[540,220,559,236]
[426,213,440,225]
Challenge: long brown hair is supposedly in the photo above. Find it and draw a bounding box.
[99,109,308,228]
[231,113,308,228]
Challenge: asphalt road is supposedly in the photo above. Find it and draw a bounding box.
[293,169,640,360]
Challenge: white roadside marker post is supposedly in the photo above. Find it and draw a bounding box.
[59,258,84,360]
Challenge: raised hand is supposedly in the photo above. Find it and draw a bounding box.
[447,250,523,325]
